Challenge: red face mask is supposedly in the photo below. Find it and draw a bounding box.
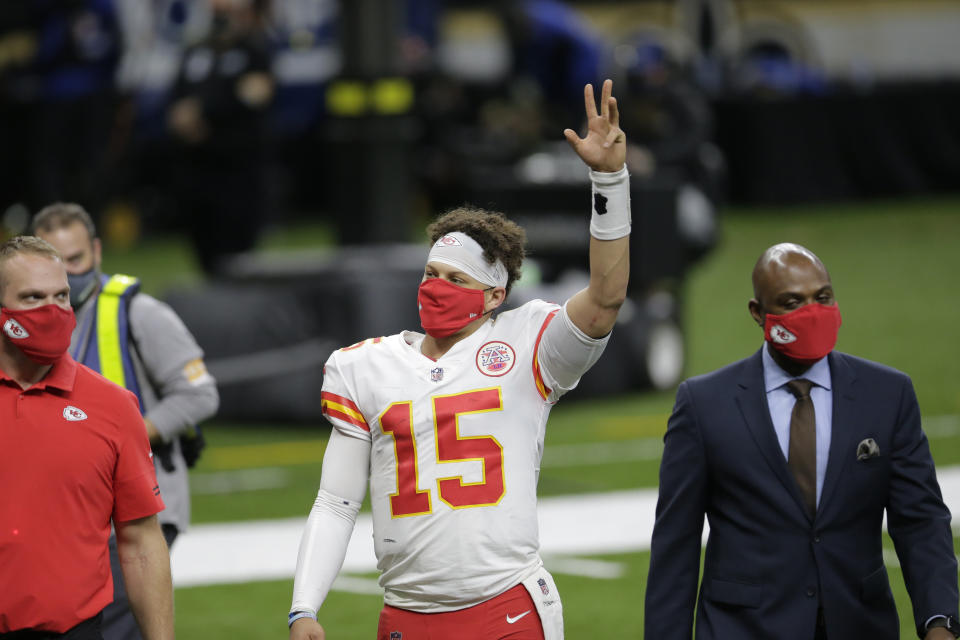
[1,304,76,364]
[418,278,489,339]
[763,303,842,364]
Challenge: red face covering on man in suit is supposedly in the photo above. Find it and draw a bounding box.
[763,302,842,365]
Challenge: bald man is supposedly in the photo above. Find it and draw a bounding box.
[644,243,958,640]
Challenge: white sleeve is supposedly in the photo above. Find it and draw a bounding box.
[290,429,370,616]
[537,300,610,397]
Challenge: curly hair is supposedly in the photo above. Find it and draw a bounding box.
[426,206,526,294]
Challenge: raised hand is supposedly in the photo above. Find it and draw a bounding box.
[563,79,626,173]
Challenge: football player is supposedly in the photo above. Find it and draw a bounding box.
[289,79,630,640]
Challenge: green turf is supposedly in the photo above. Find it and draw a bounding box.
[101,221,337,297]
[174,542,957,639]
[175,554,648,640]
[103,235,203,296]
[175,577,383,639]
[109,197,959,638]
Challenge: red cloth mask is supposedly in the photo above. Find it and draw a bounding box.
[764,303,842,364]
[418,278,488,339]
[1,304,76,364]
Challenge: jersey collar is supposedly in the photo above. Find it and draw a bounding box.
[0,354,79,392]
[35,354,78,391]
[405,318,495,363]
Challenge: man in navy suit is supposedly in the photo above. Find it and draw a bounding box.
[645,243,959,640]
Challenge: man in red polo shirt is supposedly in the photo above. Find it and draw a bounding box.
[0,236,173,639]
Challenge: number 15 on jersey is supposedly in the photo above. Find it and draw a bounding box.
[379,388,506,518]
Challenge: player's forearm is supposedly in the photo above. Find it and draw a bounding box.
[116,516,175,640]
[291,432,369,623]
[566,240,629,338]
[290,489,361,616]
[588,234,630,308]
[567,167,631,337]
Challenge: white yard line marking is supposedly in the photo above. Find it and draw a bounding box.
[173,465,960,589]
[191,468,292,495]
[882,549,900,568]
[542,556,626,579]
[331,575,383,595]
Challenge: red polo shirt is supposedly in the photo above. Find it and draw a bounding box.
[0,355,165,633]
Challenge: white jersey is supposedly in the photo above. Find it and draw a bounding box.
[320,299,602,612]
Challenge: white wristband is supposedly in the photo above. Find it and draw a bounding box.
[288,610,317,628]
[589,165,631,240]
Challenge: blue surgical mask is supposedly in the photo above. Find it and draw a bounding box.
[67,269,100,308]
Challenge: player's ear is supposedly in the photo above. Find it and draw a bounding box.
[748,298,764,327]
[485,286,506,313]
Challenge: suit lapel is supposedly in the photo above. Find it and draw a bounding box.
[734,349,810,521]
[817,351,858,517]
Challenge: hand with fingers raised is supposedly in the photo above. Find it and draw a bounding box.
[563,79,627,173]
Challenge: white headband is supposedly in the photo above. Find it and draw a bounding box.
[426,232,508,288]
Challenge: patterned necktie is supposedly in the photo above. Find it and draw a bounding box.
[786,379,817,518]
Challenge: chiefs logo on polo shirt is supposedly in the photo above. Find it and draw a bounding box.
[63,406,88,421]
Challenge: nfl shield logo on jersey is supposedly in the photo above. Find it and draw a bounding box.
[390,632,402,640]
[430,367,444,382]
[476,341,516,377]
[537,577,550,595]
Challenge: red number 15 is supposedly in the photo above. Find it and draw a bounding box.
[379,388,505,518]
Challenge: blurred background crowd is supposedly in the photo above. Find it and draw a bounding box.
[1,0,959,419]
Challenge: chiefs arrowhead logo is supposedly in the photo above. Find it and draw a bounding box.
[436,235,462,247]
[770,325,797,344]
[3,318,29,339]
[63,406,88,421]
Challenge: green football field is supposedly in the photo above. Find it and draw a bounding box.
[112,198,960,638]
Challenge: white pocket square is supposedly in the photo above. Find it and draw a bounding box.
[856,438,880,461]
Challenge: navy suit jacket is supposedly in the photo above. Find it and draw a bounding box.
[645,349,958,640]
